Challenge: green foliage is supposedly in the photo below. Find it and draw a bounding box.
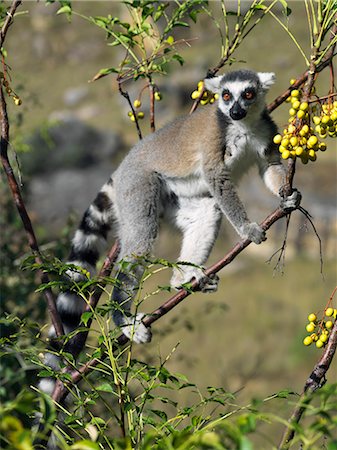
[77,0,209,82]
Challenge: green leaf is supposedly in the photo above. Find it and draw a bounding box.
[91,67,119,82]
[172,53,185,66]
[81,311,93,326]
[57,5,72,15]
[96,382,115,393]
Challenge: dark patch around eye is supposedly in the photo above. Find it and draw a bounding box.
[222,89,231,101]
[242,88,256,100]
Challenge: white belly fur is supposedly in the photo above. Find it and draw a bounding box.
[164,170,209,198]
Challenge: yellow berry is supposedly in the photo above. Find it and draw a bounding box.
[313,116,321,125]
[200,99,208,105]
[290,78,296,85]
[214,93,219,100]
[279,145,287,153]
[303,336,313,346]
[293,100,301,109]
[316,339,324,348]
[13,96,22,106]
[311,333,318,341]
[290,136,298,147]
[326,321,333,329]
[295,146,304,156]
[307,135,318,147]
[133,99,141,108]
[321,115,330,125]
[137,111,144,119]
[154,92,162,101]
[273,134,283,144]
[191,90,200,100]
[288,124,296,133]
[319,142,327,151]
[330,112,337,121]
[281,138,290,147]
[308,313,317,322]
[299,102,308,111]
[319,334,328,343]
[297,110,305,119]
[130,114,135,122]
[289,108,297,116]
[291,89,300,97]
[281,150,290,159]
[308,151,317,161]
[197,80,204,91]
[127,111,133,117]
[306,322,315,332]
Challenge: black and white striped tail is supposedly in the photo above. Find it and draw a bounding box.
[38,177,116,395]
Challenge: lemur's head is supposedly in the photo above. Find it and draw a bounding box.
[204,70,275,121]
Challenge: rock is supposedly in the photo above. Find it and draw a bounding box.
[22,115,124,176]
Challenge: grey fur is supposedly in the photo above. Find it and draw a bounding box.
[50,69,301,348]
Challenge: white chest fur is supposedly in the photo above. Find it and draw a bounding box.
[225,119,269,181]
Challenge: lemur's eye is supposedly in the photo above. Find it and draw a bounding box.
[244,90,255,100]
[223,92,231,102]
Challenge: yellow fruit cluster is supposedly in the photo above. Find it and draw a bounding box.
[191,81,219,105]
[128,99,145,122]
[312,101,337,138]
[303,309,337,348]
[1,74,22,106]
[273,85,329,164]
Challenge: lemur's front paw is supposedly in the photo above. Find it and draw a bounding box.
[198,273,219,293]
[119,313,152,344]
[171,267,219,293]
[280,189,302,211]
[240,222,266,244]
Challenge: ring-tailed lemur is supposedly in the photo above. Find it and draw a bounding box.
[40,69,301,396]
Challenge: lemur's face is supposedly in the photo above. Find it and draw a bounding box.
[220,80,260,121]
[204,70,275,122]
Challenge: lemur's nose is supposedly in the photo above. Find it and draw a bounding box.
[230,102,246,120]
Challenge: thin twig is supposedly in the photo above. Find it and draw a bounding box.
[0,0,21,48]
[117,75,142,141]
[298,206,324,277]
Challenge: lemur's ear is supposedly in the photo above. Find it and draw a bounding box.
[258,72,276,90]
[204,76,223,93]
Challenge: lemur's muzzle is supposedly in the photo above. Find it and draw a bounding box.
[230,102,247,120]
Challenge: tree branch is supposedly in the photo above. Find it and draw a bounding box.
[278,318,337,450]
[0,0,64,338]
[0,0,21,48]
